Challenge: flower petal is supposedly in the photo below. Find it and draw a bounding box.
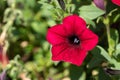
[52,44,87,66]
[80,29,98,51]
[46,24,67,45]
[63,15,86,35]
[47,15,98,66]
[112,0,120,6]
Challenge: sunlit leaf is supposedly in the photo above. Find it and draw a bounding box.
[79,4,105,20]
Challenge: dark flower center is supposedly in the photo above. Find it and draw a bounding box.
[68,35,80,45]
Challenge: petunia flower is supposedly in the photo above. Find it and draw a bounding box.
[46,15,98,66]
[111,0,120,6]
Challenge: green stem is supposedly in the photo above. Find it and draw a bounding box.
[3,17,14,32]
[106,25,111,52]
[1,16,15,42]
[104,17,113,56]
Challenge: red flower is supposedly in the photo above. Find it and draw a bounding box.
[46,15,98,66]
[112,0,120,6]
[0,46,9,68]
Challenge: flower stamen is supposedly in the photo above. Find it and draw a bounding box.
[68,35,80,45]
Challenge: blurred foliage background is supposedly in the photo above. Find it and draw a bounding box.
[0,0,120,80]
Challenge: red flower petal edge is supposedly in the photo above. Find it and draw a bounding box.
[46,15,98,66]
[112,0,120,6]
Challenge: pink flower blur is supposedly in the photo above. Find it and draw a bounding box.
[46,15,98,66]
[0,46,9,68]
[112,0,120,6]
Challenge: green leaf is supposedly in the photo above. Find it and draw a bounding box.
[25,0,35,8]
[79,4,105,20]
[88,46,108,68]
[78,72,86,80]
[23,44,33,54]
[109,58,120,69]
[113,43,120,61]
[38,0,54,14]
[89,46,120,69]
[108,29,119,55]
[31,21,47,35]
[64,0,72,4]
[69,65,84,80]
[111,29,119,46]
[66,4,75,13]
[94,46,112,62]
[92,46,120,69]
[82,17,96,28]
[116,44,120,56]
